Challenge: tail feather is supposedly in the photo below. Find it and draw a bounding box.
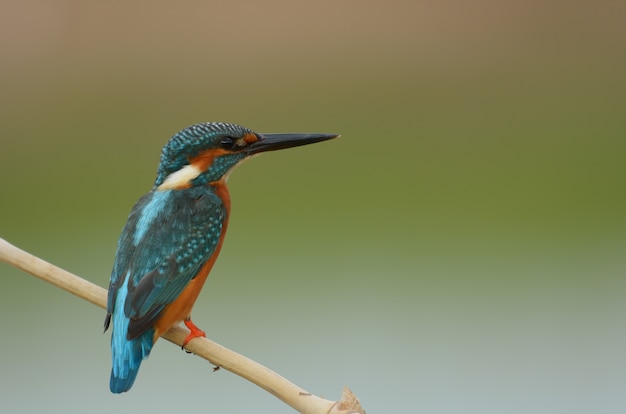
[110,328,154,393]
[109,278,155,393]
[110,369,138,394]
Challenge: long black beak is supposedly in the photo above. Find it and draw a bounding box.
[245,132,339,155]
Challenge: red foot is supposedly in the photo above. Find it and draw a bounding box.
[182,318,206,348]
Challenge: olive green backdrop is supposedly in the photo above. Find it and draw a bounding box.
[1,1,625,413]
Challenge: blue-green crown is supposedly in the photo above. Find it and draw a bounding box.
[154,122,253,188]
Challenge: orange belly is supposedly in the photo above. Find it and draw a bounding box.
[152,180,230,341]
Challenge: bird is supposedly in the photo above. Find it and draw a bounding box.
[103,122,338,393]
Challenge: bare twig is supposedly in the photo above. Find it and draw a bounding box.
[0,237,365,414]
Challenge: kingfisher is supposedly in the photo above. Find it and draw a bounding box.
[103,122,338,393]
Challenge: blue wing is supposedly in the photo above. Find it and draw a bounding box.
[105,186,227,339]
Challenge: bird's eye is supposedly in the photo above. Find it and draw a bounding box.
[220,137,236,150]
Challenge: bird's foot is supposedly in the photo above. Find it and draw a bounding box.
[181,317,206,350]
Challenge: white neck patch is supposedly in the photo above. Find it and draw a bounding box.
[157,164,202,190]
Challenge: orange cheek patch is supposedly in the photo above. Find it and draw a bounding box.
[189,148,230,171]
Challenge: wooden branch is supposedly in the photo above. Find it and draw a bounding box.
[0,237,365,414]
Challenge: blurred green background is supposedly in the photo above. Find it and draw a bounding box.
[1,1,625,413]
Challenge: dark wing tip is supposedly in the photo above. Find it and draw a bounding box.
[104,313,112,333]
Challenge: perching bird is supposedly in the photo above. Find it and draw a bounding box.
[104,122,338,393]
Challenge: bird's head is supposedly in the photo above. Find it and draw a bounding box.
[153,122,338,190]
